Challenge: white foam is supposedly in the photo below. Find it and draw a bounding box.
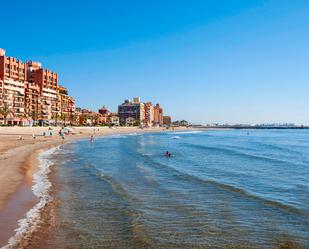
[109,134,127,139]
[2,147,59,249]
[168,131,203,135]
[127,132,141,136]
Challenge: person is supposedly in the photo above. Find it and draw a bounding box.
[90,135,94,143]
[165,151,171,158]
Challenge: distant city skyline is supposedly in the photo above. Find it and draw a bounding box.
[2,0,309,125]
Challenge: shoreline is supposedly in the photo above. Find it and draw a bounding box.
[0,126,190,248]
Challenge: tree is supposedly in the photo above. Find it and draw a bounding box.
[61,113,67,125]
[31,110,38,123]
[0,103,11,125]
[52,113,60,126]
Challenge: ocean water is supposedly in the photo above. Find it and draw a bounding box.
[47,130,309,248]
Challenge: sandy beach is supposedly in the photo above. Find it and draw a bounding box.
[0,126,177,248]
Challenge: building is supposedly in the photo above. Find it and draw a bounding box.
[163,116,172,126]
[98,106,110,115]
[25,82,41,124]
[27,61,60,124]
[144,102,154,127]
[58,86,76,125]
[75,108,99,126]
[118,97,145,126]
[107,113,119,126]
[0,48,30,125]
[0,48,75,126]
[153,103,163,126]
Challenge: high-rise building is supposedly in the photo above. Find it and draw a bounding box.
[0,48,28,124]
[144,102,154,127]
[27,61,59,123]
[118,97,145,126]
[153,103,163,126]
[0,48,75,126]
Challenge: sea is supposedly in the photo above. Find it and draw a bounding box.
[18,130,309,248]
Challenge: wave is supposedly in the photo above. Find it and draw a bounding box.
[135,153,307,218]
[108,134,127,139]
[98,173,137,203]
[183,143,307,167]
[127,132,141,136]
[167,130,203,135]
[97,173,154,247]
[2,147,59,249]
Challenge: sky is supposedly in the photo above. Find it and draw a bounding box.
[2,0,309,125]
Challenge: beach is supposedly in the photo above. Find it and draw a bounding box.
[0,126,175,248]
[0,128,307,249]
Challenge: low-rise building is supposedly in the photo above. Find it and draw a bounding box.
[163,116,172,126]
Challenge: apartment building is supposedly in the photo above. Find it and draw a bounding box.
[58,86,76,124]
[153,103,163,126]
[25,82,41,122]
[144,102,154,127]
[27,61,59,122]
[0,48,30,124]
[0,48,75,126]
[118,97,145,126]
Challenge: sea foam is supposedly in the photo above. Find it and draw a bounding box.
[2,147,58,249]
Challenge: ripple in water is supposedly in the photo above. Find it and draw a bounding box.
[41,130,309,248]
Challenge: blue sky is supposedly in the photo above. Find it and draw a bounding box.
[2,0,309,124]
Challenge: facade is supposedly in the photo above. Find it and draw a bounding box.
[0,48,75,126]
[27,61,59,123]
[75,108,99,126]
[163,116,172,126]
[153,103,163,126]
[144,102,154,127]
[118,97,145,126]
[58,86,76,125]
[107,113,119,126]
[25,82,40,123]
[0,48,29,125]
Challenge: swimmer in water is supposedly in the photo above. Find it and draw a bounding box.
[90,135,94,143]
[165,151,171,158]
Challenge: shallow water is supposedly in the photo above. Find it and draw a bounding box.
[48,130,309,248]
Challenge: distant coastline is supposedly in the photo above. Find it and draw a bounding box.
[191,125,309,129]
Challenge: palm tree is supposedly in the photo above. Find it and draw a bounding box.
[0,103,11,125]
[52,112,60,126]
[61,113,67,125]
[31,110,38,124]
[69,113,78,126]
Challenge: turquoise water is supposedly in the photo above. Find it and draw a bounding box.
[48,130,309,248]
